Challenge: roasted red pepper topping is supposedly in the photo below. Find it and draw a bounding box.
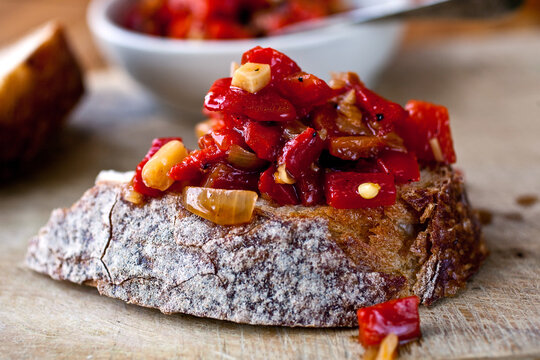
[124,1,340,40]
[241,46,301,84]
[243,121,283,161]
[377,151,420,184]
[133,47,460,210]
[354,85,408,136]
[205,78,296,122]
[398,100,457,164]
[202,162,259,191]
[276,126,326,206]
[277,72,339,116]
[295,169,324,206]
[325,172,396,209]
[259,166,300,205]
[311,103,342,137]
[210,128,246,151]
[279,127,325,179]
[133,137,182,197]
[357,296,421,347]
[168,145,225,182]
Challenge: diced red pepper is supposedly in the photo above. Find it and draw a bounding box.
[324,172,396,209]
[205,78,296,122]
[202,162,259,191]
[133,137,182,197]
[377,151,420,184]
[168,145,225,181]
[241,46,301,84]
[357,296,421,347]
[198,133,215,149]
[210,128,246,151]
[354,159,382,173]
[276,72,338,115]
[223,113,248,128]
[398,100,457,164]
[243,121,283,161]
[258,166,300,206]
[311,103,342,137]
[295,170,324,206]
[279,127,325,179]
[130,47,455,213]
[354,84,408,136]
[124,1,337,39]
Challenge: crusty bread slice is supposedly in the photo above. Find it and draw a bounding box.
[0,22,85,179]
[26,166,486,327]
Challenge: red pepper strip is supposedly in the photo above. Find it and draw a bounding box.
[354,84,408,136]
[198,133,215,149]
[204,78,297,122]
[202,162,259,191]
[279,127,325,179]
[311,103,343,137]
[324,172,396,209]
[295,170,324,206]
[241,46,301,84]
[223,113,248,128]
[168,145,225,182]
[133,137,182,197]
[276,72,340,116]
[258,166,299,206]
[210,127,246,151]
[357,296,421,347]
[377,151,420,184]
[244,121,283,162]
[276,125,326,206]
[398,100,457,164]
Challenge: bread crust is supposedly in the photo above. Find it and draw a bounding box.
[0,22,85,179]
[26,166,486,327]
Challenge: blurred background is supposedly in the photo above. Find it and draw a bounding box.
[1,0,539,71]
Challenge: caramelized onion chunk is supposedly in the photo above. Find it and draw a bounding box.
[182,186,258,225]
[227,145,267,170]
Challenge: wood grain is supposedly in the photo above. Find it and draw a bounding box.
[1,27,540,360]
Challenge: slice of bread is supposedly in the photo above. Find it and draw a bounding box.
[26,166,486,327]
[0,22,85,179]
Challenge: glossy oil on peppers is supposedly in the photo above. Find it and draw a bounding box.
[357,296,421,347]
[131,46,459,215]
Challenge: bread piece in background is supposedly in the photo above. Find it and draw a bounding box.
[0,22,85,180]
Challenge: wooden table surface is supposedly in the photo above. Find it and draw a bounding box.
[1,1,540,359]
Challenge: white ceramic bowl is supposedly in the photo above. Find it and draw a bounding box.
[88,0,403,115]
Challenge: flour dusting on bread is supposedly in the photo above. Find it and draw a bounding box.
[26,167,486,327]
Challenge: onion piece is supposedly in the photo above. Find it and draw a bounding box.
[227,145,267,170]
[283,120,308,140]
[329,136,385,160]
[182,186,258,226]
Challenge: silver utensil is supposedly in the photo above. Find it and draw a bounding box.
[277,0,524,34]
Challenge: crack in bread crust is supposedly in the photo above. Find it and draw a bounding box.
[25,166,486,327]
